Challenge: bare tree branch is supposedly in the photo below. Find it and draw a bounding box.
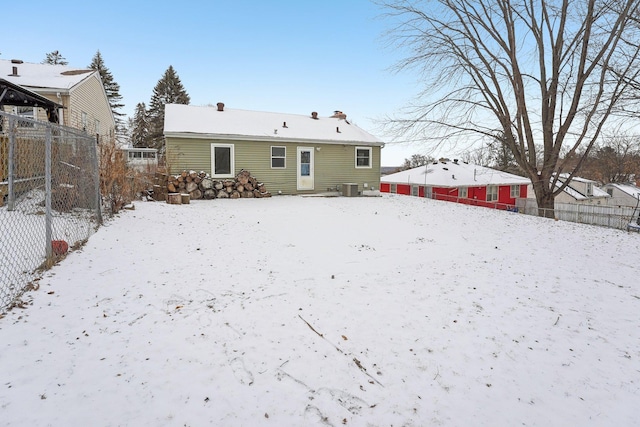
[377,0,640,216]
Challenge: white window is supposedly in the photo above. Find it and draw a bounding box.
[271,146,286,168]
[425,186,433,198]
[486,185,498,202]
[355,146,372,168]
[586,182,593,196]
[412,185,419,196]
[14,106,36,127]
[95,119,100,135]
[459,187,468,198]
[391,184,397,194]
[81,111,88,132]
[211,144,234,177]
[510,185,520,198]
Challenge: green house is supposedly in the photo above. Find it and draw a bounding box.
[164,103,384,195]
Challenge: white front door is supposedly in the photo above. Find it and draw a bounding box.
[297,147,314,191]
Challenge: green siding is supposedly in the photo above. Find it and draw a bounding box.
[166,137,381,195]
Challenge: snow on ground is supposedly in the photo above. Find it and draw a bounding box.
[0,195,639,426]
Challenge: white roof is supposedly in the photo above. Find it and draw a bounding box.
[163,103,383,145]
[558,184,607,200]
[556,175,610,200]
[381,161,531,187]
[0,59,96,92]
[602,182,640,199]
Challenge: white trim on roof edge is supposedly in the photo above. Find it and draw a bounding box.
[164,131,385,147]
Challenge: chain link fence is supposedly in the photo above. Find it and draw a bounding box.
[1,111,102,313]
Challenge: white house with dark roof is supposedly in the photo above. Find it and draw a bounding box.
[532,174,610,205]
[164,103,384,195]
[380,159,531,210]
[600,182,640,207]
[0,59,114,142]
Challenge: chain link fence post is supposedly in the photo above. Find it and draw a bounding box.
[45,126,53,261]
[7,117,15,211]
[93,134,103,225]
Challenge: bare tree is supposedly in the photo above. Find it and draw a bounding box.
[378,0,640,216]
[578,131,640,184]
[400,153,435,170]
[461,144,491,166]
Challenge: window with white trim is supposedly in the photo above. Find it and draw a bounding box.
[486,185,498,202]
[355,147,372,168]
[510,185,520,198]
[459,187,468,198]
[15,106,36,127]
[586,182,593,196]
[412,185,419,196]
[391,184,397,194]
[211,144,234,177]
[81,111,88,132]
[271,146,286,168]
[95,119,100,136]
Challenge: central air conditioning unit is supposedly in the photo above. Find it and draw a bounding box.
[342,183,358,197]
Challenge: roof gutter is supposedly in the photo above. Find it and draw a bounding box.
[163,131,385,147]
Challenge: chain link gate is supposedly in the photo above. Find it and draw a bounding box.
[1,111,102,313]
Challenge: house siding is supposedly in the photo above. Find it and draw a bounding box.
[382,182,527,210]
[166,137,381,195]
[68,74,114,142]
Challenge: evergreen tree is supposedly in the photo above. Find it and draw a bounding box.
[88,50,125,139]
[131,102,150,148]
[42,50,68,65]
[148,65,190,151]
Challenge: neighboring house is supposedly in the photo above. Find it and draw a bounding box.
[601,182,640,208]
[0,59,115,142]
[120,147,158,172]
[380,159,530,210]
[164,103,384,195]
[527,174,610,205]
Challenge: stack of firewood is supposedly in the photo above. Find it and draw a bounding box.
[164,169,271,200]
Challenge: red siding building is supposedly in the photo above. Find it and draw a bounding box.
[381,159,530,210]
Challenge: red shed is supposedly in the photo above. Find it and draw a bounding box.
[380,159,530,210]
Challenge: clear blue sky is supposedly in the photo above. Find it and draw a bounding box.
[2,0,425,166]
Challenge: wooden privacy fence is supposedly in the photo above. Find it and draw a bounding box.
[516,198,637,230]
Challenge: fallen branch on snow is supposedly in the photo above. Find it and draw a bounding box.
[298,315,384,387]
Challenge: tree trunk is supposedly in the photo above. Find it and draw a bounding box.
[531,178,555,218]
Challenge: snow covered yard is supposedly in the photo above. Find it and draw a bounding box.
[0,195,638,426]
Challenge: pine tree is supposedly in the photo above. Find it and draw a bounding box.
[43,50,68,65]
[88,50,125,139]
[148,65,190,151]
[131,102,150,148]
